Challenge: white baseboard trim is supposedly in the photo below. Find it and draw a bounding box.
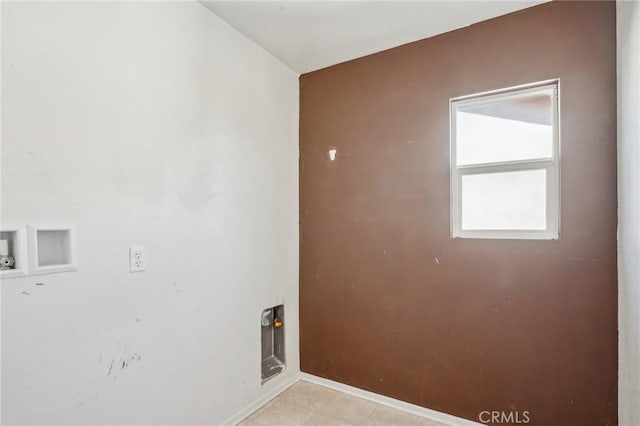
[300,373,483,426]
[221,373,299,426]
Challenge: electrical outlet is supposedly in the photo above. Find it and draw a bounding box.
[129,246,145,272]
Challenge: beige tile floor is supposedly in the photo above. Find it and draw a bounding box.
[238,381,448,426]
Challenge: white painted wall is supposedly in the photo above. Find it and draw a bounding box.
[0,2,299,425]
[617,1,640,425]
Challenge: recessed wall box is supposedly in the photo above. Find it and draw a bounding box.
[0,224,28,279]
[28,224,78,275]
[261,304,285,383]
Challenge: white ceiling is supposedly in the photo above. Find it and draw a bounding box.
[200,1,546,74]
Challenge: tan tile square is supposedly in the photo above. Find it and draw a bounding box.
[251,399,316,426]
[241,383,452,426]
[304,412,354,426]
[370,404,426,425]
[278,381,340,411]
[321,392,378,424]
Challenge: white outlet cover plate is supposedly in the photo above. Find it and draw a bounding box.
[129,246,145,273]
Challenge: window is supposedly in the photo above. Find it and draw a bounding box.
[450,81,559,239]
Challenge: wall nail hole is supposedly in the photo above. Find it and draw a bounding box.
[328,149,337,161]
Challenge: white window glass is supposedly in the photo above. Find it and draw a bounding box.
[461,169,547,230]
[456,94,553,166]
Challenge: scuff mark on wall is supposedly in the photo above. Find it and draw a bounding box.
[105,346,142,379]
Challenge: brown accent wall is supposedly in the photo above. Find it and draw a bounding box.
[298,2,617,425]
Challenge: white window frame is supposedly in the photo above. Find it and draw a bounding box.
[450,80,560,240]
